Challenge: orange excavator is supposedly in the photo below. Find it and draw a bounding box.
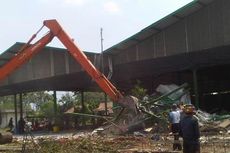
[0,19,138,113]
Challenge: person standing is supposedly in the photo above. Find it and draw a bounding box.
[18,117,26,134]
[180,104,200,153]
[168,104,182,151]
[8,117,14,132]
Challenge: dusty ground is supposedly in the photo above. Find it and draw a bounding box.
[0,132,229,153]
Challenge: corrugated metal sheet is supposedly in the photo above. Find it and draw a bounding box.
[105,0,215,55]
[0,42,23,66]
[0,42,97,68]
[0,0,215,66]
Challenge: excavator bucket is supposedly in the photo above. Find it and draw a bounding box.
[117,96,139,114]
[95,96,146,134]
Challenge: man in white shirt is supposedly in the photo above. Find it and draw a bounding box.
[169,104,182,151]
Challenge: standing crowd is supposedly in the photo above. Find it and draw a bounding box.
[7,117,26,134]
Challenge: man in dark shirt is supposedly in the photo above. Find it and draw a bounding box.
[180,104,200,153]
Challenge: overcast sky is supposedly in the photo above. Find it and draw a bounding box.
[0,0,193,54]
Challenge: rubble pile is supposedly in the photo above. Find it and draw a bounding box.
[145,83,230,135]
[6,131,230,153]
[196,110,230,134]
[10,134,173,153]
[95,83,230,136]
[91,83,191,135]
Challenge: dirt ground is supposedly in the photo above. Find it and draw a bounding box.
[0,132,229,153]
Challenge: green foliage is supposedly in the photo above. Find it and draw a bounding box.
[59,93,76,106]
[130,80,147,99]
[0,91,107,127]
[59,92,76,112]
[0,95,14,109]
[74,92,104,111]
[70,92,105,125]
[0,95,32,111]
[23,91,53,111]
[39,100,56,118]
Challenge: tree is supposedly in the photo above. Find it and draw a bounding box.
[39,100,56,118]
[130,80,147,100]
[74,92,104,112]
[23,91,53,111]
[0,95,15,109]
[58,92,76,112]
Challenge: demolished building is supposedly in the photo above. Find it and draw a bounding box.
[0,0,230,132]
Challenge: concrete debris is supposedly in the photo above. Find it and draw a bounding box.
[196,110,212,123]
[91,127,105,136]
[218,119,230,129]
[133,131,146,137]
[0,132,13,144]
[144,127,153,132]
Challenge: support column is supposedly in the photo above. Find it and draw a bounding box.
[81,91,86,126]
[53,91,57,118]
[19,93,23,119]
[81,91,85,110]
[14,94,18,133]
[104,93,108,115]
[193,69,199,108]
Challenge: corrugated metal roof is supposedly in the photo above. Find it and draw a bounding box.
[0,0,215,66]
[0,42,96,67]
[0,42,23,66]
[104,0,215,55]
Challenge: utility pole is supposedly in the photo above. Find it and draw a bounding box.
[101,28,108,115]
[100,28,104,73]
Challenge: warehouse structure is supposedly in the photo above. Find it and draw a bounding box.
[0,0,229,118]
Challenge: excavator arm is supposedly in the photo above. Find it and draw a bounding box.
[0,19,137,110]
[0,32,54,81]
